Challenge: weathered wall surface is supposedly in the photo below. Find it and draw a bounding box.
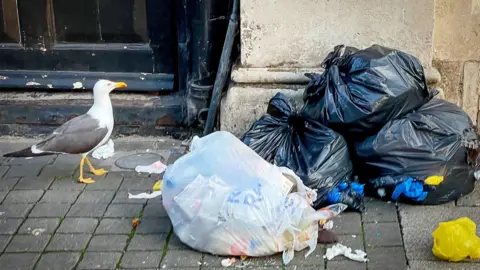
[241,0,435,67]
[433,0,480,124]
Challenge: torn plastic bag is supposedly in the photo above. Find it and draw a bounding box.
[302,44,431,140]
[241,93,362,210]
[355,98,479,204]
[162,131,347,264]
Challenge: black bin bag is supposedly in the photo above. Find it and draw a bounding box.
[355,98,480,204]
[302,44,431,140]
[241,93,363,210]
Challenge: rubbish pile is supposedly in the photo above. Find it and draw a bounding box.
[243,44,480,208]
[155,44,480,265]
[162,131,347,264]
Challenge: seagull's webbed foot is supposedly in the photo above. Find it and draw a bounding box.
[84,157,108,176]
[90,168,108,176]
[78,177,95,184]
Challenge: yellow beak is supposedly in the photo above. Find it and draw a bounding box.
[114,82,127,89]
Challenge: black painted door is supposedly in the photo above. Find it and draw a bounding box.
[0,0,177,91]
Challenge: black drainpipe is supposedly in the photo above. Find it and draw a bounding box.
[203,0,239,135]
[182,0,232,127]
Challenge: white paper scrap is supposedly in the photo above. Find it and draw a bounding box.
[128,191,163,199]
[135,160,167,174]
[324,243,368,262]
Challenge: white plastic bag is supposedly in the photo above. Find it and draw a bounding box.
[162,131,346,264]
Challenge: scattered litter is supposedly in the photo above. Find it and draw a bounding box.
[32,228,46,236]
[376,233,380,237]
[197,261,202,265]
[323,220,334,230]
[132,217,140,229]
[0,212,5,216]
[324,243,368,262]
[240,255,247,261]
[135,160,167,174]
[221,258,236,267]
[26,82,40,86]
[92,139,115,160]
[432,217,480,262]
[41,74,48,78]
[47,84,53,88]
[128,191,162,199]
[25,157,33,160]
[475,170,480,181]
[351,235,356,238]
[377,188,386,197]
[153,180,162,191]
[73,82,83,89]
[0,76,8,80]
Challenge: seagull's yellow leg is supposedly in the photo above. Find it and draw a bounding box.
[84,157,108,176]
[78,157,95,184]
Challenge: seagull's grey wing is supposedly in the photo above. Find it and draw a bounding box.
[35,114,108,154]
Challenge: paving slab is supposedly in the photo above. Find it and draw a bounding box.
[1,137,477,269]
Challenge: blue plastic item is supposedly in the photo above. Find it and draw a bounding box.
[391,178,428,202]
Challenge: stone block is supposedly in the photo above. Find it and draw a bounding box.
[0,218,24,234]
[84,172,123,190]
[135,218,171,234]
[167,234,191,250]
[0,166,9,178]
[0,235,12,252]
[78,252,122,270]
[367,247,407,270]
[29,203,70,218]
[76,190,115,204]
[326,260,366,270]
[0,253,40,270]
[6,234,51,252]
[5,165,42,178]
[46,234,91,251]
[364,223,403,247]
[104,204,143,218]
[0,177,20,190]
[87,234,128,251]
[432,60,463,105]
[49,178,85,190]
[5,156,54,166]
[3,190,44,203]
[363,198,398,223]
[14,176,55,190]
[40,190,81,203]
[408,260,479,270]
[0,203,34,218]
[95,218,133,235]
[57,218,99,234]
[331,212,363,235]
[36,252,80,270]
[142,203,168,218]
[119,177,156,191]
[66,203,108,218]
[161,250,203,268]
[127,234,167,251]
[19,218,60,234]
[120,251,163,268]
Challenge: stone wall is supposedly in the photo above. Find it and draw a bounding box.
[241,0,435,67]
[433,0,480,125]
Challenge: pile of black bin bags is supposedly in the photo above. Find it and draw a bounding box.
[242,44,480,212]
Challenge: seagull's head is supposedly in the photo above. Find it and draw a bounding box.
[93,79,127,95]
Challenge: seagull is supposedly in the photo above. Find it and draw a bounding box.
[3,79,127,184]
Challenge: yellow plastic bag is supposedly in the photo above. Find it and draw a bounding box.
[432,217,480,262]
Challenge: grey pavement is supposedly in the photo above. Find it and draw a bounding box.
[0,137,478,269]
